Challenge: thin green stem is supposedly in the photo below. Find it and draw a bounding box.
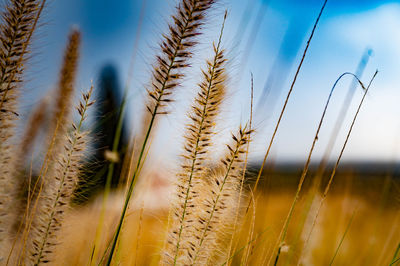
[91,1,147,263]
[390,243,400,265]
[329,209,356,266]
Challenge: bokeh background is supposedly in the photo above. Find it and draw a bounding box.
[5,1,399,265]
[20,0,400,165]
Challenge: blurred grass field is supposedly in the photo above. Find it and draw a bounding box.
[54,167,400,266]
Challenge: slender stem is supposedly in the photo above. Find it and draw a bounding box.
[329,209,356,266]
[228,74,254,264]
[90,1,147,264]
[105,3,199,264]
[221,227,270,266]
[390,243,400,265]
[252,0,328,196]
[272,73,364,265]
[298,70,378,264]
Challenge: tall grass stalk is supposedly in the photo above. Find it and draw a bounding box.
[162,12,227,265]
[16,29,81,264]
[0,0,45,252]
[27,86,94,265]
[105,1,215,264]
[93,0,148,239]
[309,49,371,196]
[252,0,328,196]
[299,70,378,264]
[271,72,366,265]
[241,190,256,265]
[227,74,254,264]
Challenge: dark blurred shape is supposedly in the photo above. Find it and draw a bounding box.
[74,64,128,204]
[95,64,126,155]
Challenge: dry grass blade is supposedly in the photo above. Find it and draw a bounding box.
[298,70,378,265]
[270,72,366,265]
[228,74,254,264]
[252,0,328,196]
[390,242,400,265]
[241,189,256,265]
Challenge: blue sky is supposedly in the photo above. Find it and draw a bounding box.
[20,0,400,163]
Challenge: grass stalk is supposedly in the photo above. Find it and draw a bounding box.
[191,125,252,264]
[252,0,328,196]
[105,1,215,264]
[163,12,227,265]
[28,86,94,265]
[228,74,254,264]
[271,72,366,265]
[17,29,81,264]
[299,70,378,264]
[390,242,400,265]
[0,0,45,251]
[329,209,356,266]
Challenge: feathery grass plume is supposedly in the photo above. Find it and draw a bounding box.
[0,0,44,252]
[162,12,227,266]
[105,0,216,263]
[26,28,80,223]
[15,30,81,263]
[50,29,81,139]
[145,0,215,117]
[128,0,216,170]
[12,29,81,263]
[20,98,48,155]
[190,126,252,265]
[0,0,43,117]
[27,86,94,266]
